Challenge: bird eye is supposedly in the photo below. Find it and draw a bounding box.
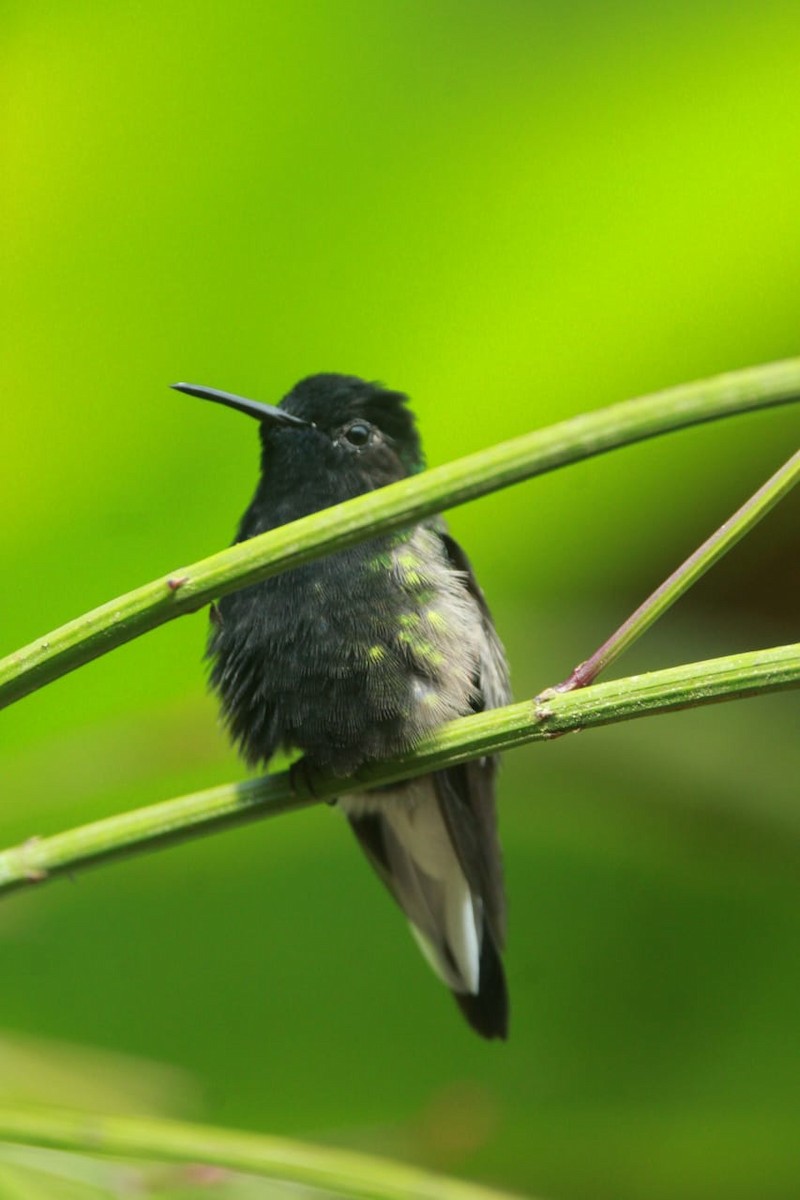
[344,421,371,447]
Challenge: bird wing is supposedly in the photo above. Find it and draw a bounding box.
[433,532,510,949]
[342,527,511,1039]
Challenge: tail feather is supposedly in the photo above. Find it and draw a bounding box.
[453,924,508,1040]
[342,777,509,1040]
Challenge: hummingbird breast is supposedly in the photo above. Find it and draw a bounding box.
[209,524,486,773]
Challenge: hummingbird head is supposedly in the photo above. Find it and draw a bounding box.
[173,374,424,492]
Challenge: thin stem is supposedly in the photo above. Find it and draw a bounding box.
[0,1108,524,1200]
[1,359,799,711]
[558,446,800,691]
[1,642,797,899]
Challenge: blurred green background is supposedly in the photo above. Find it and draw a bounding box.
[2,2,799,1197]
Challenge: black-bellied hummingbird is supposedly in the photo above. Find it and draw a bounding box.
[174,374,511,1038]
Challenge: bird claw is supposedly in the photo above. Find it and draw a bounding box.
[289,756,329,801]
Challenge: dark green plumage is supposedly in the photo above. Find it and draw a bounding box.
[175,373,511,1038]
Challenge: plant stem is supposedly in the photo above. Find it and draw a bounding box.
[558,446,800,690]
[1,359,799,711]
[1,642,797,899]
[0,1108,524,1200]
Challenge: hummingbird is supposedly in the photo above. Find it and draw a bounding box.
[173,374,511,1039]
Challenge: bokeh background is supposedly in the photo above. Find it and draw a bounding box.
[2,2,799,1197]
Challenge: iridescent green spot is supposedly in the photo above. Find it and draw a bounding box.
[426,609,446,628]
[397,632,444,667]
[368,552,393,573]
[367,644,386,662]
[420,643,445,667]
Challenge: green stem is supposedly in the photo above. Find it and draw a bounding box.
[0,1108,524,1200]
[558,446,800,690]
[1,359,799,710]
[1,643,797,899]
